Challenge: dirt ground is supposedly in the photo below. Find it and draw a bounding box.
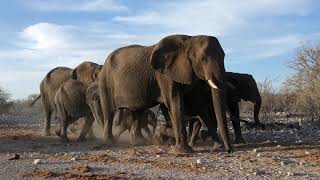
[0,120,320,180]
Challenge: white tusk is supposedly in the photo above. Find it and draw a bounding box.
[207,79,218,89]
[226,81,236,89]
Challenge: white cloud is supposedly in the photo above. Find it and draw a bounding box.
[26,0,128,12]
[113,0,316,36]
[20,23,74,50]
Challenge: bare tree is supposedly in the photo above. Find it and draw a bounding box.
[0,86,13,114]
[284,43,320,120]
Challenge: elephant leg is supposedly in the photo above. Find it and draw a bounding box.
[153,104,175,143]
[114,121,128,140]
[229,102,245,144]
[60,117,70,142]
[253,99,265,130]
[78,116,94,142]
[162,84,192,154]
[189,119,201,147]
[202,108,222,149]
[143,124,153,140]
[55,119,62,138]
[100,81,115,144]
[86,127,96,139]
[42,108,52,136]
[130,111,147,145]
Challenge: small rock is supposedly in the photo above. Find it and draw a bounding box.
[158,148,165,153]
[299,162,304,166]
[156,155,160,158]
[257,153,261,157]
[190,163,195,168]
[287,172,294,176]
[196,159,202,164]
[280,161,286,166]
[253,170,264,176]
[305,151,310,155]
[33,159,44,165]
[71,157,77,162]
[8,154,20,160]
[253,149,258,153]
[276,145,281,147]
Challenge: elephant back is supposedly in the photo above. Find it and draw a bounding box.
[40,67,73,110]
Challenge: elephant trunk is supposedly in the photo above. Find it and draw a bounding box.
[208,79,232,152]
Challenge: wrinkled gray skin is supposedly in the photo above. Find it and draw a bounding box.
[31,67,73,136]
[54,79,94,142]
[114,109,157,143]
[31,61,102,136]
[99,34,232,154]
[189,72,263,145]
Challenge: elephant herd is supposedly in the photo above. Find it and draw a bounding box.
[32,34,264,154]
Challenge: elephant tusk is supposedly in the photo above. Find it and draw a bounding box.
[207,79,218,89]
[226,81,236,89]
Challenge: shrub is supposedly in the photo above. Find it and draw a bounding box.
[0,86,13,114]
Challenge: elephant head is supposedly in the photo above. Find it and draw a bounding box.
[150,35,231,152]
[72,61,102,86]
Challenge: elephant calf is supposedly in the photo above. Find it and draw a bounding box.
[114,109,157,142]
[54,79,94,142]
[86,82,157,145]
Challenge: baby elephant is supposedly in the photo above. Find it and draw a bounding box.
[114,108,157,142]
[85,82,157,145]
[54,79,94,142]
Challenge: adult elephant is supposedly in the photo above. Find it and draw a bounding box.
[32,67,72,136]
[188,72,263,145]
[99,34,232,154]
[32,61,102,136]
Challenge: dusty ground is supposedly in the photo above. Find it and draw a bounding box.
[0,113,320,179]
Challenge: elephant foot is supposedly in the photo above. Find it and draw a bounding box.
[199,130,209,141]
[77,136,87,142]
[172,144,193,154]
[103,135,115,145]
[152,134,161,145]
[213,142,223,149]
[234,137,246,144]
[55,129,61,137]
[60,136,70,143]
[130,134,147,146]
[188,141,195,147]
[43,130,51,136]
[256,123,266,130]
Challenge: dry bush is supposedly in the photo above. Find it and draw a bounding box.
[10,94,43,115]
[0,86,13,114]
[284,43,320,120]
[257,78,278,121]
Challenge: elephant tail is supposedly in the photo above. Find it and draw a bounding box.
[30,95,41,106]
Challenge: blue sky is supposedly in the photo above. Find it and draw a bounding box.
[0,0,320,99]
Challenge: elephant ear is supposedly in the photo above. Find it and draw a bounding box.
[91,65,102,82]
[150,35,193,85]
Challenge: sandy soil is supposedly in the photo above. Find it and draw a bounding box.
[0,121,320,180]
